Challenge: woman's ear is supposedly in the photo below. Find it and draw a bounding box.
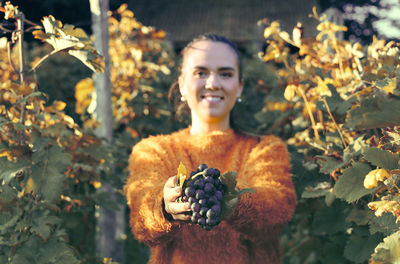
[178,76,185,98]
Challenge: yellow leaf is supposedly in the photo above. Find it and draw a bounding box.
[92,181,102,189]
[4,1,17,20]
[364,169,379,189]
[364,169,390,189]
[63,115,75,127]
[177,162,187,188]
[0,37,7,49]
[75,78,94,114]
[284,84,297,101]
[264,21,280,39]
[368,199,400,220]
[26,177,34,193]
[315,76,332,97]
[53,100,66,111]
[383,77,397,94]
[375,169,390,182]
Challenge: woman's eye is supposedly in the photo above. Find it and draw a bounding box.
[195,71,207,78]
[221,72,233,78]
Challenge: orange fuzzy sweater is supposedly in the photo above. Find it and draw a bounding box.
[124,128,297,264]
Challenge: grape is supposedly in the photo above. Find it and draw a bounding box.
[195,189,205,200]
[191,202,200,213]
[206,218,217,226]
[206,208,217,219]
[212,168,220,178]
[214,178,221,186]
[188,197,197,204]
[204,168,213,177]
[198,217,206,226]
[199,207,208,216]
[204,183,215,194]
[199,199,207,206]
[208,195,218,206]
[177,163,225,231]
[211,204,221,214]
[205,168,220,178]
[197,164,208,172]
[204,176,214,184]
[185,187,195,197]
[215,190,223,201]
[191,212,201,222]
[194,178,205,189]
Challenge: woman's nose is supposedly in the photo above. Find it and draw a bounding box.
[205,73,221,90]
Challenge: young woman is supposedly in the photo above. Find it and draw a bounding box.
[124,34,297,264]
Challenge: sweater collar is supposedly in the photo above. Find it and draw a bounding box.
[180,127,237,150]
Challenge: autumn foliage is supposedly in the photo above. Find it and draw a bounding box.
[1,2,400,264]
[259,7,400,264]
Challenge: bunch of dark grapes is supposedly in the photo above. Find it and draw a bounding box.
[181,164,224,230]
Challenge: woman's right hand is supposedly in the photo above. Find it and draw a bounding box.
[163,175,191,221]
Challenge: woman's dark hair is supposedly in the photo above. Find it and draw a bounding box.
[168,33,243,125]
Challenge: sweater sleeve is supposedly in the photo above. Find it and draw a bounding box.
[227,135,297,240]
[124,136,179,246]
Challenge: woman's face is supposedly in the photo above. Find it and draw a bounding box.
[179,40,243,126]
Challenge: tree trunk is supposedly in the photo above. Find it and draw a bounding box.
[89,0,125,262]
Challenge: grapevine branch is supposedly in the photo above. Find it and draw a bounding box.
[0,6,41,28]
[322,97,347,148]
[282,57,320,140]
[7,41,17,73]
[297,85,320,140]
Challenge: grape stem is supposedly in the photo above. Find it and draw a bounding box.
[190,171,206,181]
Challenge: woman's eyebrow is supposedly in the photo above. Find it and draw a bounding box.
[192,66,235,71]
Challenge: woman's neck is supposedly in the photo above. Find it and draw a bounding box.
[190,115,231,135]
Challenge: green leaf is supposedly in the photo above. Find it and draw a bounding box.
[345,97,400,130]
[0,183,17,203]
[0,255,7,264]
[31,215,62,241]
[10,253,30,264]
[219,171,254,220]
[0,157,30,184]
[0,208,23,233]
[346,208,372,226]
[371,231,400,264]
[344,226,384,263]
[31,221,52,241]
[31,146,71,202]
[369,213,400,236]
[320,235,349,264]
[363,147,400,170]
[220,171,238,193]
[312,201,349,235]
[315,155,346,174]
[37,238,80,264]
[333,162,375,203]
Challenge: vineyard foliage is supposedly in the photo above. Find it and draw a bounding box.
[0,2,179,263]
[75,4,179,136]
[1,1,400,264]
[258,8,400,264]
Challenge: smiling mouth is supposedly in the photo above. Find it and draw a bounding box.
[201,95,224,101]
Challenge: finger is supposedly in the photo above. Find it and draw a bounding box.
[166,201,190,215]
[165,175,177,188]
[172,213,191,221]
[164,186,182,202]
